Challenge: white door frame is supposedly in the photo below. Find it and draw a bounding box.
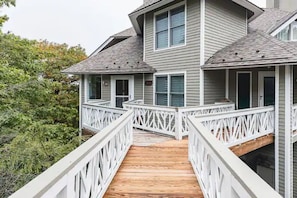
[258,71,275,107]
[236,71,252,109]
[111,75,134,107]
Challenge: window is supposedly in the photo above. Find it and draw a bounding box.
[88,75,101,99]
[155,74,184,107]
[276,20,297,41]
[155,5,185,49]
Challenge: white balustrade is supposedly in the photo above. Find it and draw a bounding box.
[196,106,274,147]
[10,110,134,198]
[179,103,235,136]
[124,101,234,140]
[188,116,281,198]
[123,101,177,138]
[82,104,126,132]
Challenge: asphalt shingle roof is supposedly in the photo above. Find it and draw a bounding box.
[203,31,297,70]
[249,8,290,33]
[112,27,136,37]
[131,0,161,14]
[62,36,155,74]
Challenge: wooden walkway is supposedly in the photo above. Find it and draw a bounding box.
[104,130,203,198]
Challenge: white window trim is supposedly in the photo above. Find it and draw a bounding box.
[271,13,297,37]
[236,71,252,109]
[153,71,187,107]
[84,74,103,102]
[258,71,275,107]
[153,0,187,52]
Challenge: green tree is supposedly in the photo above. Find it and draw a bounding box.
[0,31,86,197]
[0,0,15,27]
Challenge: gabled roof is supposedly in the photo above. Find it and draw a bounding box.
[62,36,155,74]
[130,0,263,34]
[89,27,136,57]
[269,9,297,35]
[249,8,290,33]
[203,31,297,70]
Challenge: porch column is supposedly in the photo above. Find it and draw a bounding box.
[276,65,293,197]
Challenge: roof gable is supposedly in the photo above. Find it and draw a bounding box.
[203,31,297,70]
[63,36,155,74]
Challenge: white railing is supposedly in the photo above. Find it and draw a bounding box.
[123,101,234,140]
[197,106,274,147]
[123,101,177,138]
[82,103,126,132]
[87,100,111,106]
[179,103,235,137]
[10,110,134,198]
[188,116,281,198]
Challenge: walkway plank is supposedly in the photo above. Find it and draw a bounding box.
[104,138,203,198]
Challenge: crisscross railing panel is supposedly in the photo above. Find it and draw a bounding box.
[11,110,133,198]
[197,106,274,147]
[188,116,281,198]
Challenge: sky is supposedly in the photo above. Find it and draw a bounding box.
[2,0,266,55]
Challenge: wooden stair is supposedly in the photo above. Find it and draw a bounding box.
[104,138,203,198]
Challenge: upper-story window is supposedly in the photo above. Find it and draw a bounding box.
[88,75,101,99]
[276,21,297,41]
[155,5,185,50]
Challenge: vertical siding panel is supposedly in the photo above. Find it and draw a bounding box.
[204,0,247,61]
[144,74,153,104]
[294,143,297,198]
[145,0,200,106]
[134,74,144,100]
[204,70,225,104]
[101,75,111,101]
[81,75,86,104]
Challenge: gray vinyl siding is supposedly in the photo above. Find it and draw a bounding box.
[144,74,153,104]
[277,66,293,197]
[101,75,111,101]
[204,0,247,61]
[134,74,144,100]
[204,70,225,104]
[145,0,200,106]
[228,68,274,108]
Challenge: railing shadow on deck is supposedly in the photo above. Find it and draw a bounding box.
[10,109,134,198]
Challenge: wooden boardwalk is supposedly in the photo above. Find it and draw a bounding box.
[104,130,203,198]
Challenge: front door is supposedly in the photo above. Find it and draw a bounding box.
[111,76,134,108]
[258,72,275,107]
[237,72,252,109]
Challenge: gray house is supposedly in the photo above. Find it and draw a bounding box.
[63,0,297,197]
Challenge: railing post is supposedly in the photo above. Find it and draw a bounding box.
[175,108,182,140]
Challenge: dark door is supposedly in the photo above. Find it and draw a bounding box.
[263,77,275,106]
[115,80,129,108]
[237,73,251,109]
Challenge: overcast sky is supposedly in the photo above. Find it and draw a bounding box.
[2,0,266,55]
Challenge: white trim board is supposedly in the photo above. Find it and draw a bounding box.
[236,71,252,109]
[199,0,205,106]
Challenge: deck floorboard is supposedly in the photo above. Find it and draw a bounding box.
[104,131,203,198]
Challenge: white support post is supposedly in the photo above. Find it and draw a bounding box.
[175,108,182,140]
[275,66,279,192]
[284,65,292,198]
[79,75,83,136]
[225,69,229,99]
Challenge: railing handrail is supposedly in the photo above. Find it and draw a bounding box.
[196,106,274,122]
[123,101,177,112]
[179,102,235,112]
[83,103,126,113]
[188,116,281,198]
[10,110,133,198]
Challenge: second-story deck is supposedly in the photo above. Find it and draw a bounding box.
[10,101,282,198]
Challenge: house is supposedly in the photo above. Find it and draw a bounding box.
[13,0,297,197]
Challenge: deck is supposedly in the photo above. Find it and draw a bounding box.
[104,130,203,197]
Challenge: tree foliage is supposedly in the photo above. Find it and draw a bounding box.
[0,31,86,197]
